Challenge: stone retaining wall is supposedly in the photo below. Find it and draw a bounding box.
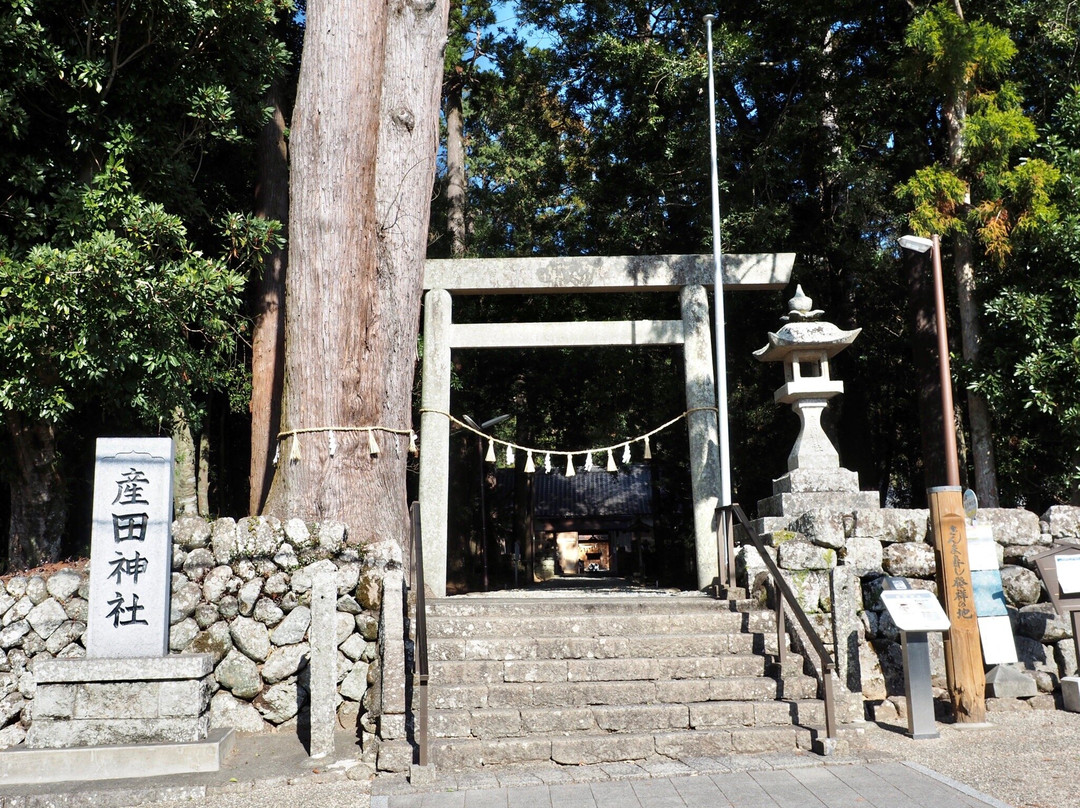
[0,516,393,760]
[738,504,1080,714]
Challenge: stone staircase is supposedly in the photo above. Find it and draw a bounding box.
[423,591,830,770]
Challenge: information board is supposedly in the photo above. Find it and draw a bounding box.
[880,589,951,633]
[1056,555,1080,595]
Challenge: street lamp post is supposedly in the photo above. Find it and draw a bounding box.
[899,234,986,724]
[704,14,734,590]
[462,414,510,591]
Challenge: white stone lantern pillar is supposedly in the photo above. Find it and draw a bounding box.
[754,286,860,474]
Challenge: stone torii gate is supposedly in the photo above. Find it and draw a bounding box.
[419,253,793,596]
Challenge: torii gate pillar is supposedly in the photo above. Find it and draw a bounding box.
[419,253,793,595]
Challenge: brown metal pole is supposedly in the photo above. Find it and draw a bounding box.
[927,234,985,722]
[931,235,961,488]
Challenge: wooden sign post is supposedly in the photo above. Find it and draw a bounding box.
[928,485,986,723]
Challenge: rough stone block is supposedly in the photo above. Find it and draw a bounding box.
[24,598,67,642]
[568,657,660,682]
[470,708,522,739]
[882,542,935,578]
[503,660,568,683]
[759,491,878,518]
[209,690,265,732]
[271,604,311,646]
[1043,506,1080,539]
[778,541,837,571]
[772,469,860,494]
[520,707,595,734]
[654,729,733,757]
[27,715,210,748]
[1001,566,1043,607]
[0,620,31,649]
[75,681,161,719]
[790,510,845,549]
[851,509,929,543]
[592,704,688,732]
[1015,604,1071,643]
[1061,676,1080,712]
[35,654,212,683]
[843,537,883,573]
[985,664,1038,698]
[159,678,210,717]
[376,739,414,772]
[45,571,83,603]
[31,684,73,718]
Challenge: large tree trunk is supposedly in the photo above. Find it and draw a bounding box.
[249,83,290,515]
[173,408,200,516]
[367,0,451,556]
[904,245,946,500]
[262,0,389,527]
[954,232,999,505]
[263,0,449,561]
[446,79,467,257]
[944,0,999,505]
[6,413,66,569]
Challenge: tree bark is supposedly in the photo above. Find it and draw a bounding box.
[367,0,451,556]
[172,408,200,516]
[6,413,66,569]
[262,0,389,527]
[263,0,450,562]
[249,82,290,515]
[954,231,999,505]
[446,78,467,257]
[904,245,946,497]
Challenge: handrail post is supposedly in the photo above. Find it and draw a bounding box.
[776,597,786,669]
[409,503,430,771]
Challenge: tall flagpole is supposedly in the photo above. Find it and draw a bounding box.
[704,14,734,587]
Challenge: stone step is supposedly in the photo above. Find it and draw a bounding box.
[425,610,776,639]
[427,675,819,711]
[430,652,799,685]
[430,699,825,740]
[427,595,750,618]
[428,630,783,662]
[430,725,816,770]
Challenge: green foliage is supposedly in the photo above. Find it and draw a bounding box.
[0,0,294,432]
[0,154,278,427]
[897,4,1057,262]
[904,2,1016,94]
[978,86,1080,504]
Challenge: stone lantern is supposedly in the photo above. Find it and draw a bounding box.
[753,286,877,517]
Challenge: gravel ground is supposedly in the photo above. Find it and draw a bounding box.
[859,707,1080,808]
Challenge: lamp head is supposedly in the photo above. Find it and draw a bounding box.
[899,235,934,253]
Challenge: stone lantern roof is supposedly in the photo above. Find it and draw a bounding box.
[753,285,860,363]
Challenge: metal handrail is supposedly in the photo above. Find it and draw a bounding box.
[723,503,837,740]
[408,502,430,767]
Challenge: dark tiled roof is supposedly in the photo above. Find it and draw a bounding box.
[529,463,653,517]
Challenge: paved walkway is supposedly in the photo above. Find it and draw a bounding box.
[372,755,1011,808]
[0,730,1013,808]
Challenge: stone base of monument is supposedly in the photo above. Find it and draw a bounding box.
[0,653,229,784]
[754,470,879,519]
[0,727,235,786]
